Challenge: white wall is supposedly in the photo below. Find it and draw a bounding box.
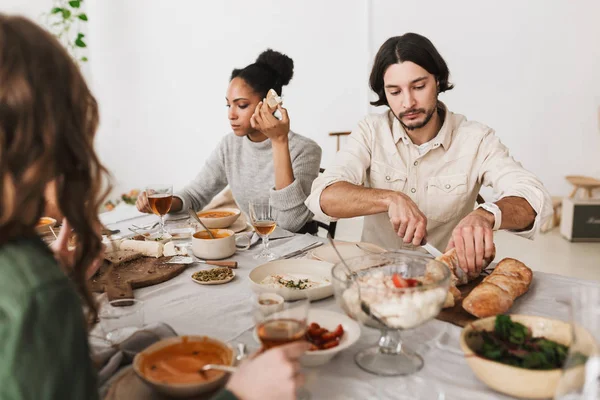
[87,0,369,195]
[2,0,599,199]
[369,0,600,197]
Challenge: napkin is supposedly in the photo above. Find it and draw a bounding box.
[267,233,323,259]
[92,322,178,386]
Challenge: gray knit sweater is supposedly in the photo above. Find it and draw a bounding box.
[175,131,322,232]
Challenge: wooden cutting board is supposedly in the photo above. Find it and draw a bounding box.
[104,367,221,400]
[90,257,187,304]
[435,275,485,327]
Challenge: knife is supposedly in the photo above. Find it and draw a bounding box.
[421,242,443,258]
[280,242,324,259]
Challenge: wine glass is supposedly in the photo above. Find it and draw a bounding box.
[252,293,311,399]
[554,286,600,399]
[98,299,145,344]
[146,184,173,236]
[249,200,277,260]
[331,252,450,376]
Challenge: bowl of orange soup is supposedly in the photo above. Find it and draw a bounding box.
[197,208,240,229]
[35,217,57,235]
[133,335,235,398]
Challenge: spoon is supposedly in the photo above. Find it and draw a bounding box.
[200,364,238,373]
[188,208,215,239]
[327,235,354,278]
[236,343,247,362]
[360,301,388,328]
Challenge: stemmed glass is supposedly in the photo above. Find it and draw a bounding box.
[249,200,277,260]
[554,286,600,399]
[331,252,450,376]
[146,184,173,236]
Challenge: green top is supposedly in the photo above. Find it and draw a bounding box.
[212,389,238,400]
[0,237,99,400]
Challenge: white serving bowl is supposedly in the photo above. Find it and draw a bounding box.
[197,208,241,229]
[248,259,334,301]
[301,309,361,367]
[251,308,361,367]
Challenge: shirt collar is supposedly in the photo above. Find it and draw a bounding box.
[390,102,453,151]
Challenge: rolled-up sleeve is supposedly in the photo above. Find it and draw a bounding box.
[305,119,374,222]
[478,131,553,239]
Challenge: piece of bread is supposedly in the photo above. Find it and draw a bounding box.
[462,258,532,318]
[266,89,282,108]
[436,247,496,308]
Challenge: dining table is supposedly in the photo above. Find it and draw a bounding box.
[94,209,600,400]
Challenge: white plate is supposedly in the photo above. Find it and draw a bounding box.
[311,241,386,264]
[191,270,236,285]
[252,309,361,367]
[229,217,250,233]
[248,259,334,301]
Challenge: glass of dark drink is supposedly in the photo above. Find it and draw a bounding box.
[253,293,311,399]
[249,200,277,260]
[146,184,173,236]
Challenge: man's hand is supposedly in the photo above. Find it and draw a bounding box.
[445,209,495,278]
[388,193,428,246]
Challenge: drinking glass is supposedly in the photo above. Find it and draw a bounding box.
[98,299,144,344]
[249,200,277,260]
[253,294,311,399]
[554,287,600,399]
[146,184,173,236]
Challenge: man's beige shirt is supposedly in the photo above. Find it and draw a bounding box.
[306,105,552,251]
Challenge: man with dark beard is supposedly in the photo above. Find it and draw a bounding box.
[306,33,551,277]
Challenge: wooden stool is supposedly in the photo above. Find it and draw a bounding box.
[552,196,563,227]
[329,131,351,151]
[566,175,600,198]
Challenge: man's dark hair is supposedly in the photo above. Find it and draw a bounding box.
[369,33,453,107]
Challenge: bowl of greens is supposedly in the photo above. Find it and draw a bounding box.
[460,314,576,399]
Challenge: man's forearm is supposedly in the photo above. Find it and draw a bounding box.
[473,197,536,231]
[320,182,398,218]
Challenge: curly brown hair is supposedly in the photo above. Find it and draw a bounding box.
[0,14,111,324]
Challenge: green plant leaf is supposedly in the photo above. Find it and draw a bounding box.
[81,57,88,62]
[69,1,80,8]
[78,13,88,21]
[51,7,63,14]
[75,39,87,48]
[77,33,85,39]
[62,9,72,19]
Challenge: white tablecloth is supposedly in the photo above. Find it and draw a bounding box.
[96,214,600,400]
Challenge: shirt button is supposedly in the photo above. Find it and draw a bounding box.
[413,161,418,166]
[411,188,416,193]
[445,184,451,189]
[386,176,390,181]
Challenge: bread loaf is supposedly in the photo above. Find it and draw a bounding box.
[462,258,532,318]
[436,247,496,308]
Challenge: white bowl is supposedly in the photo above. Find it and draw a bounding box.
[133,335,234,398]
[301,309,361,366]
[197,208,241,229]
[248,259,334,301]
[252,309,361,367]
